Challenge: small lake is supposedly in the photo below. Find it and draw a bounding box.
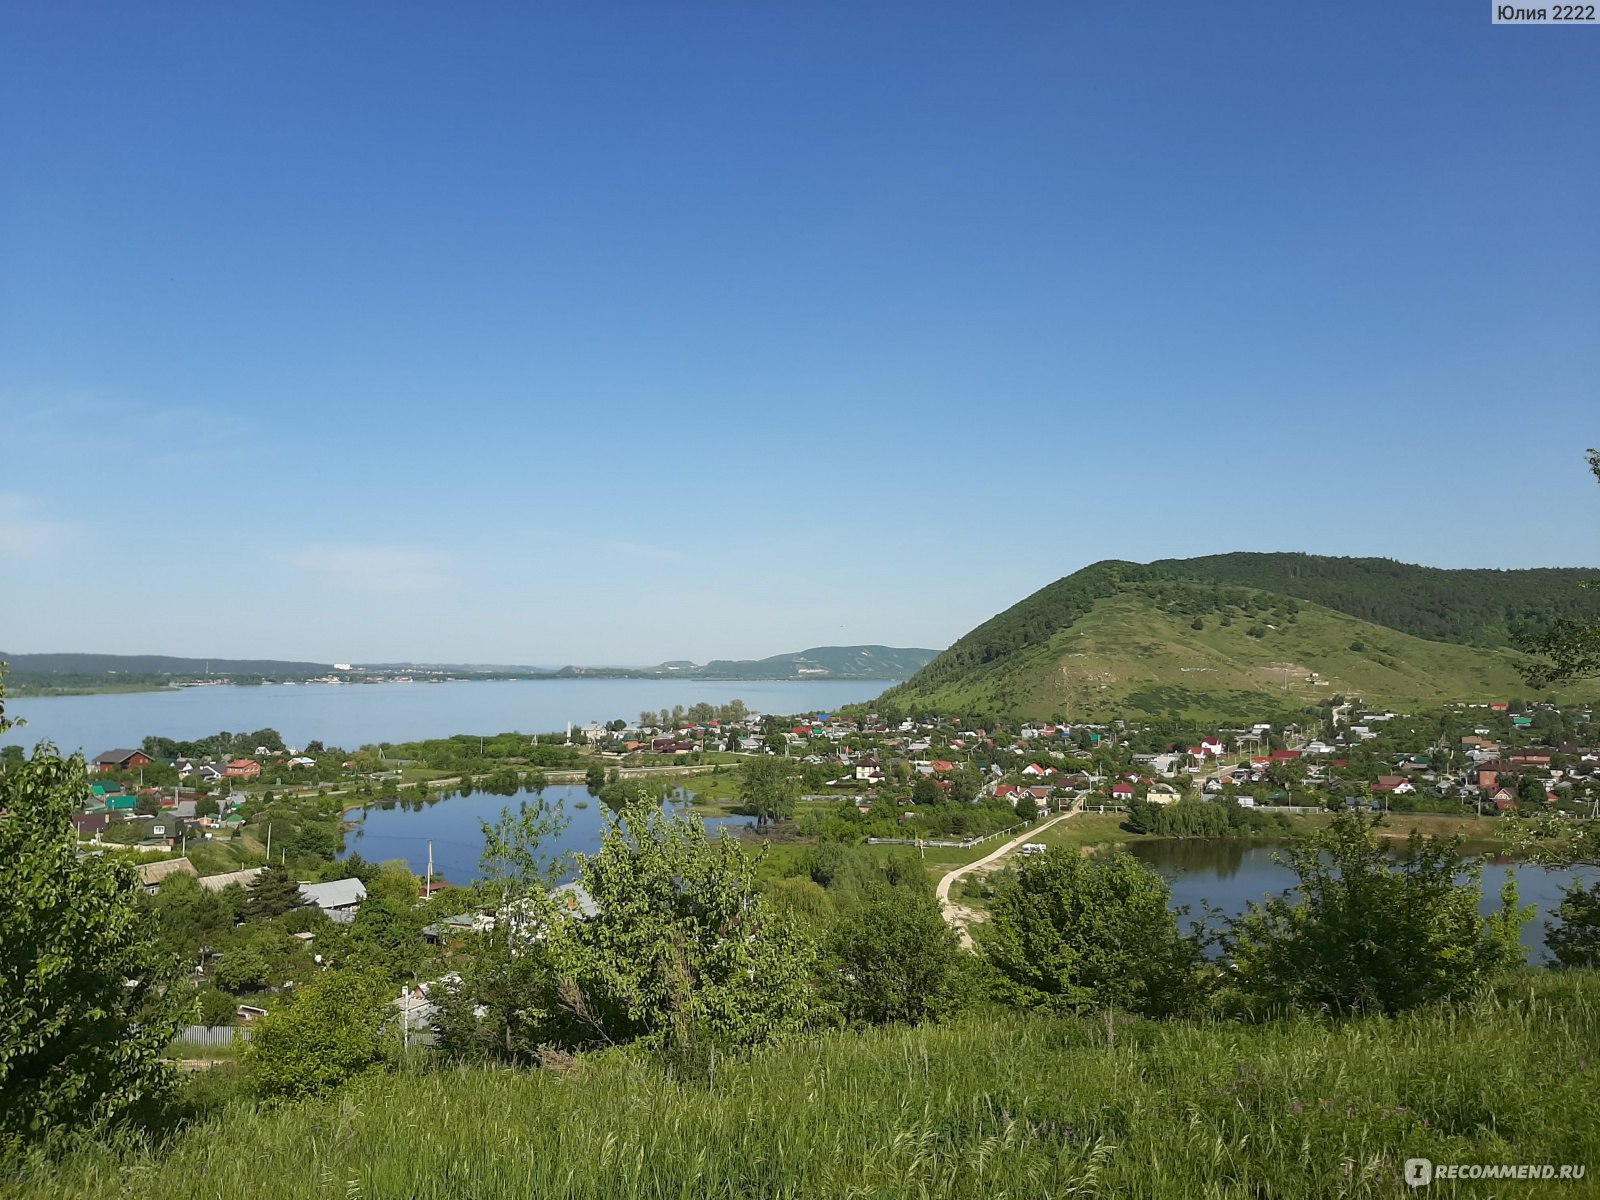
[1128,839,1600,965]
[0,677,893,756]
[339,783,752,886]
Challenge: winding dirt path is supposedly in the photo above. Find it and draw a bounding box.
[935,806,1079,949]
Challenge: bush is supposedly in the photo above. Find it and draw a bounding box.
[983,849,1201,1018]
[243,970,390,1101]
[194,987,238,1027]
[826,884,970,1026]
[1547,881,1600,968]
[1223,813,1530,1016]
[445,801,823,1060]
[213,945,270,994]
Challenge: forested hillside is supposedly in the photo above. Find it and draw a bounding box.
[884,554,1600,720]
[1149,553,1600,647]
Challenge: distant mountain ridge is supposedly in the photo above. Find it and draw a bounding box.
[694,645,936,679]
[1,652,332,678]
[2,644,937,688]
[883,553,1600,721]
[558,646,937,681]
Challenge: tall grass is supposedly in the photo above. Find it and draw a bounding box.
[10,972,1599,1199]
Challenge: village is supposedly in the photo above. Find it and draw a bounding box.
[35,689,1587,1057]
[68,694,1600,876]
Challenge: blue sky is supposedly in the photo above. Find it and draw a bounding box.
[2,3,1596,665]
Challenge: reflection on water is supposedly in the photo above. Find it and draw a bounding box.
[1127,838,1600,965]
[1129,837,1259,879]
[340,783,753,886]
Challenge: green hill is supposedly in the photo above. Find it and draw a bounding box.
[1147,552,1600,647]
[694,645,937,680]
[558,646,937,681]
[884,555,1600,721]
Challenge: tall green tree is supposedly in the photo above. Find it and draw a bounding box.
[983,848,1200,1019]
[0,683,180,1142]
[738,756,800,826]
[240,862,307,921]
[1223,813,1529,1016]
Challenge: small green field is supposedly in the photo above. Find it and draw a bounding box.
[12,973,1599,1199]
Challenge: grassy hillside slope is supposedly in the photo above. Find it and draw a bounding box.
[893,591,1585,721]
[14,974,1599,1199]
[885,554,1600,720]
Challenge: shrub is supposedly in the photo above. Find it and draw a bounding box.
[445,801,823,1061]
[194,987,238,1027]
[983,849,1201,1018]
[1547,881,1600,968]
[826,884,970,1026]
[243,970,390,1101]
[1223,812,1530,1016]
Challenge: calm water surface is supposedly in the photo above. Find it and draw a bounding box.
[1128,839,1598,965]
[339,783,750,885]
[1,678,892,756]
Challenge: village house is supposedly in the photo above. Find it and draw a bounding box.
[93,748,153,774]
[136,857,199,892]
[854,757,884,783]
[298,878,367,923]
[1371,775,1417,796]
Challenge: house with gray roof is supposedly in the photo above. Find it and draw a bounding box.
[298,878,367,923]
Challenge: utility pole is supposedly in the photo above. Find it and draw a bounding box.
[426,840,433,899]
[265,822,272,862]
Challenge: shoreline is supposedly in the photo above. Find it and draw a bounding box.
[7,675,908,699]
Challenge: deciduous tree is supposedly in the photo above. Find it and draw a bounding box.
[826,883,969,1026]
[244,969,390,1101]
[984,848,1199,1019]
[738,756,800,826]
[0,684,180,1142]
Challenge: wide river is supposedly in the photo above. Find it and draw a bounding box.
[0,678,894,756]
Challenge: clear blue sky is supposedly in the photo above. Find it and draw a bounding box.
[2,3,1596,665]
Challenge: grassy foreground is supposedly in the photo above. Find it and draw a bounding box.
[11,972,1599,1199]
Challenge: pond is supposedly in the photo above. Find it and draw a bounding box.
[1127,839,1599,965]
[338,782,750,885]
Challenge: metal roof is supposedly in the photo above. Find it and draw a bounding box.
[299,878,367,910]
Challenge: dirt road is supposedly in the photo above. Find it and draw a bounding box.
[934,806,1078,949]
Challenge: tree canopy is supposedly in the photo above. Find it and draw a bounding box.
[0,688,180,1142]
[982,848,1200,1018]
